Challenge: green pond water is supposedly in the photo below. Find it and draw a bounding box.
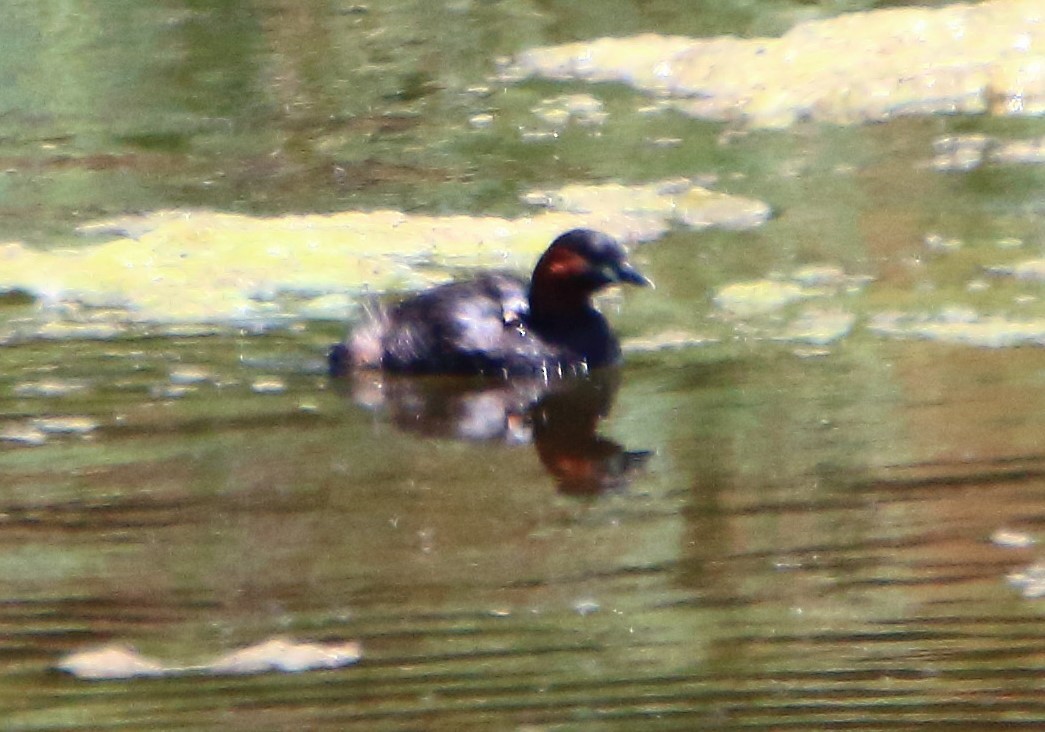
[2,1,1045,729]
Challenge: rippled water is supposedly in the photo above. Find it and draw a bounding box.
[2,1,1044,729]
[3,336,1043,728]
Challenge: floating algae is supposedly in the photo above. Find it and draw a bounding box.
[989,258,1045,282]
[622,330,720,354]
[775,308,857,346]
[250,377,287,395]
[529,93,609,129]
[0,424,48,447]
[713,280,809,317]
[57,637,363,680]
[504,0,1045,129]
[933,134,1045,171]
[521,179,771,232]
[12,380,90,398]
[0,180,768,336]
[30,416,98,435]
[713,266,870,318]
[708,266,869,345]
[1008,562,1045,599]
[869,310,1045,347]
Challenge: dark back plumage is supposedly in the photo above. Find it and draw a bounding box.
[332,229,650,377]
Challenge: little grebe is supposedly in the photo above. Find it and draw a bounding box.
[329,228,651,377]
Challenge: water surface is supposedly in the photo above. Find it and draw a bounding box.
[2,1,1044,729]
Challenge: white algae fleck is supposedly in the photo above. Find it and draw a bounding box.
[0,424,48,446]
[869,311,1045,347]
[1008,563,1045,599]
[58,637,363,680]
[251,378,288,395]
[30,417,98,435]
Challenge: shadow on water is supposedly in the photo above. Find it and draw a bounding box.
[332,369,652,496]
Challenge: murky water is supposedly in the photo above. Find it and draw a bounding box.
[2,1,1045,729]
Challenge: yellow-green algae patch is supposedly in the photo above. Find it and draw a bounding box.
[530,94,608,129]
[710,267,868,346]
[933,134,1045,171]
[622,329,720,354]
[713,266,870,317]
[504,0,1045,128]
[0,180,767,334]
[521,179,770,232]
[869,309,1045,347]
[775,308,857,346]
[714,280,809,317]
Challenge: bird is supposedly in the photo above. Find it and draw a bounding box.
[329,228,651,378]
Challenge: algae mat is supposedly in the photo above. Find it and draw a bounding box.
[505,0,1045,128]
[0,180,768,332]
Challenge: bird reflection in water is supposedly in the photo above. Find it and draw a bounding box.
[332,369,651,496]
[328,229,653,493]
